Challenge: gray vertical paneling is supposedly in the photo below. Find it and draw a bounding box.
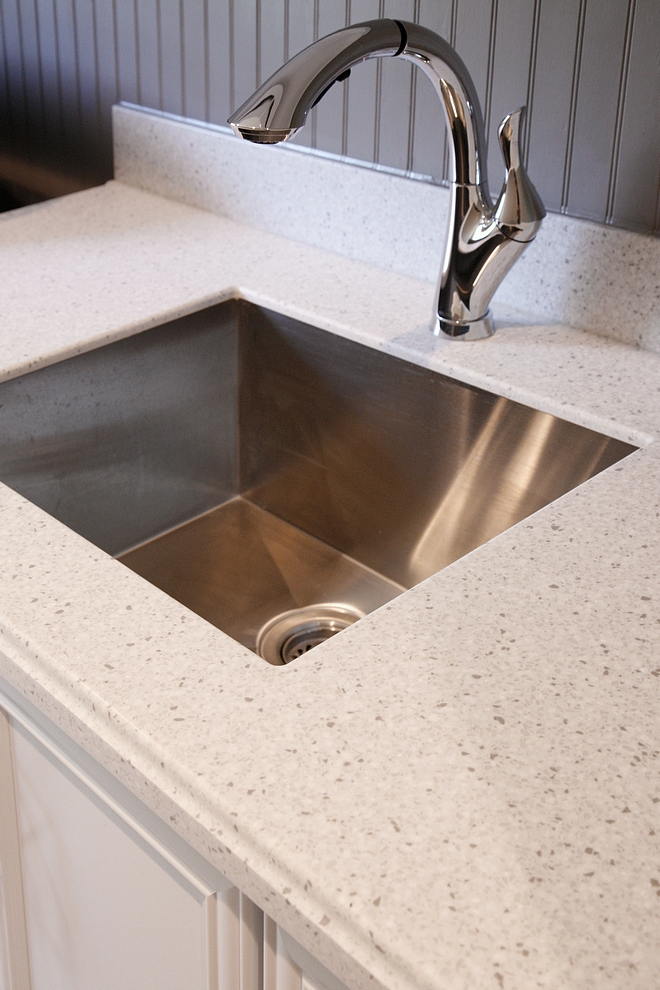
[485,0,537,193]
[524,0,582,214]
[286,0,315,147]
[134,0,159,109]
[566,0,631,222]
[376,0,416,173]
[93,0,118,161]
[15,0,44,142]
[46,0,75,169]
[259,0,285,82]
[53,0,83,171]
[232,0,257,108]
[411,0,453,181]
[609,0,660,233]
[604,0,636,223]
[182,0,208,121]
[453,0,494,125]
[158,0,182,116]
[521,0,541,165]
[2,1,29,148]
[207,0,230,124]
[0,5,10,141]
[0,0,659,235]
[313,3,347,157]
[483,0,498,139]
[113,0,139,106]
[73,0,102,170]
[309,0,318,147]
[35,0,65,148]
[344,0,381,165]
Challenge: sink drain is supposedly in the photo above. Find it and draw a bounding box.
[256,604,364,665]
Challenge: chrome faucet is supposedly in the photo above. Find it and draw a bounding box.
[228,19,545,340]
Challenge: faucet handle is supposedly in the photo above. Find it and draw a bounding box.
[498,107,525,170]
[493,107,545,241]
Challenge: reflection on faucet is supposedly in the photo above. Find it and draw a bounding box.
[228,19,545,340]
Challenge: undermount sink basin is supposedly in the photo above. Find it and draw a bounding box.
[0,300,636,663]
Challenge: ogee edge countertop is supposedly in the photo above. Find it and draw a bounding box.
[0,179,659,990]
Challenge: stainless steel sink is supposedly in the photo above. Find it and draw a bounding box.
[0,300,636,663]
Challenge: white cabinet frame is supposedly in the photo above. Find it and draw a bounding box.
[0,678,343,990]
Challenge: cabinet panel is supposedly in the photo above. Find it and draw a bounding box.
[0,882,7,990]
[11,721,210,990]
[0,685,345,990]
[264,915,302,990]
[0,709,30,990]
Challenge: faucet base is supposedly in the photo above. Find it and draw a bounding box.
[432,311,495,341]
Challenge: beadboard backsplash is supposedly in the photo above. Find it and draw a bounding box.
[0,0,658,236]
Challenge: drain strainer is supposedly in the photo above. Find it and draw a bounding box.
[256,603,364,665]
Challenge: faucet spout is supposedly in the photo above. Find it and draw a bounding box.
[228,19,545,341]
[228,20,403,143]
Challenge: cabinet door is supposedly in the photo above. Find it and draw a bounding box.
[0,692,265,990]
[9,716,216,990]
[0,687,345,990]
[0,708,30,990]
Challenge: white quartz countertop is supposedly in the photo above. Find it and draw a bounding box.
[0,180,659,990]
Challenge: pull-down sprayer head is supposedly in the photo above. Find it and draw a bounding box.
[229,20,404,144]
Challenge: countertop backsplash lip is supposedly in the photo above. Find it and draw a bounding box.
[114,103,660,353]
[0,109,659,990]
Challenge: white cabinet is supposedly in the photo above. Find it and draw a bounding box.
[0,689,254,990]
[0,683,343,990]
[10,721,215,989]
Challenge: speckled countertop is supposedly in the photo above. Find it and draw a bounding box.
[0,179,659,990]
